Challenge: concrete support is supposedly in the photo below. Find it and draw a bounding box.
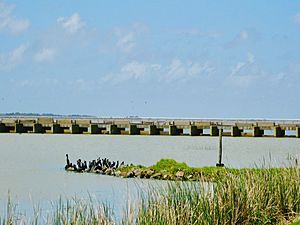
[296,127,300,138]
[15,123,24,133]
[253,127,263,137]
[274,127,285,137]
[34,123,44,133]
[71,124,81,134]
[129,125,140,135]
[109,125,121,134]
[53,124,63,133]
[169,125,180,135]
[0,123,7,132]
[231,126,242,137]
[91,124,100,134]
[149,125,159,135]
[189,126,203,136]
[210,126,219,136]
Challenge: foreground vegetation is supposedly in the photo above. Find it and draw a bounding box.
[2,159,300,224]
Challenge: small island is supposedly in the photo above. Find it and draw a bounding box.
[64,155,290,182]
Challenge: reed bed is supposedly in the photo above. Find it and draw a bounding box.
[135,165,300,225]
[1,164,300,224]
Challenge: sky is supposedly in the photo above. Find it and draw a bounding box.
[0,0,300,119]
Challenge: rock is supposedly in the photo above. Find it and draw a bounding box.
[115,171,122,177]
[144,170,155,178]
[95,169,104,174]
[163,174,169,180]
[134,170,141,178]
[176,171,184,178]
[151,173,162,179]
[126,171,134,178]
[66,167,75,172]
[105,168,113,175]
[120,172,128,177]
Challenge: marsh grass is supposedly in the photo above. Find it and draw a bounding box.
[1,161,300,224]
[135,165,300,225]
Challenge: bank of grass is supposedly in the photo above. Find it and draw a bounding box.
[2,159,300,224]
[117,158,287,182]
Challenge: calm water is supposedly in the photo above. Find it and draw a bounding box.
[0,133,299,215]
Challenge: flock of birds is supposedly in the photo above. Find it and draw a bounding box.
[64,154,125,172]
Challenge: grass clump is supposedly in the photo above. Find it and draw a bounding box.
[136,165,300,225]
[150,159,190,173]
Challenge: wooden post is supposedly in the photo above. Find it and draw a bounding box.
[216,128,224,167]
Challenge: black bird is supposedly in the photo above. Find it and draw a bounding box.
[66,154,70,166]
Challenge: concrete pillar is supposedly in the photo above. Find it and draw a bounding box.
[90,124,100,134]
[129,125,140,135]
[253,127,263,137]
[189,126,202,136]
[53,124,63,133]
[296,127,300,138]
[109,125,121,134]
[149,125,159,135]
[34,123,44,133]
[0,123,7,132]
[169,125,180,135]
[210,126,219,136]
[274,127,285,137]
[71,124,81,134]
[231,126,242,137]
[15,123,24,133]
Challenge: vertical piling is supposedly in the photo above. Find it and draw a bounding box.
[216,128,224,167]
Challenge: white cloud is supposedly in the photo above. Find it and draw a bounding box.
[0,43,28,69]
[57,13,85,33]
[116,32,135,53]
[293,13,300,24]
[226,29,258,48]
[166,59,214,82]
[272,64,300,87]
[227,53,262,87]
[104,59,214,83]
[0,1,30,34]
[238,30,249,40]
[9,43,28,64]
[120,61,147,79]
[34,48,58,63]
[114,23,148,53]
[105,61,156,83]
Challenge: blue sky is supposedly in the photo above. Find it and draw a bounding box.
[0,0,300,118]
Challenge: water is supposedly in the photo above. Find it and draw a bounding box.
[0,133,299,216]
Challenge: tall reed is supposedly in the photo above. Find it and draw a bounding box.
[135,166,300,225]
[1,165,300,224]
